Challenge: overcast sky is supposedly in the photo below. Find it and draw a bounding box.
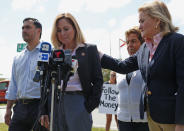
[0,0,183,78]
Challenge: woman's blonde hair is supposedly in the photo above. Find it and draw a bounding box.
[51,13,85,49]
[138,0,178,35]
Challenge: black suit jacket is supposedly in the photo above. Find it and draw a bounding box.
[43,44,103,115]
[76,44,103,113]
[101,32,184,124]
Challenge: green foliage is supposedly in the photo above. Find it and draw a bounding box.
[102,69,110,82]
[0,123,8,131]
[0,74,6,81]
[0,78,6,81]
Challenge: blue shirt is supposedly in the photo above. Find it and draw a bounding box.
[6,43,41,100]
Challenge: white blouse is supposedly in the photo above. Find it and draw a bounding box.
[117,70,147,122]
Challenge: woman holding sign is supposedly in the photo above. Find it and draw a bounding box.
[104,71,118,131]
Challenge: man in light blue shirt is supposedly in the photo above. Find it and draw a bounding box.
[4,17,47,131]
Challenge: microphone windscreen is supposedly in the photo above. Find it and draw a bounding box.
[38,42,52,62]
[40,42,52,53]
[52,49,65,62]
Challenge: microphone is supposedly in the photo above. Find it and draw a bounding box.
[52,49,65,64]
[33,42,52,82]
[50,49,65,89]
[38,42,52,62]
[64,50,72,67]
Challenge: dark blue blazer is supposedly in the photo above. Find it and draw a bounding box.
[101,32,184,124]
[76,44,103,113]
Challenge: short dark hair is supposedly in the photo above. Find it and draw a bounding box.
[23,17,42,39]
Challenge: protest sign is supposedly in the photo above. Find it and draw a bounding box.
[99,84,119,114]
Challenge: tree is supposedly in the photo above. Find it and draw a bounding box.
[102,69,110,82]
[0,73,6,81]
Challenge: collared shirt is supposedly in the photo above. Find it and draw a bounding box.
[117,70,147,122]
[145,32,163,61]
[6,43,41,100]
[60,43,85,91]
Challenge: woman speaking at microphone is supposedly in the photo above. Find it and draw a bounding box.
[40,13,103,131]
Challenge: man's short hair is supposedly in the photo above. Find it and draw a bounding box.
[23,17,42,38]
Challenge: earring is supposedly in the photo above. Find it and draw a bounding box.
[155,25,158,29]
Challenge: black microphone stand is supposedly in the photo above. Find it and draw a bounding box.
[59,67,73,131]
[50,64,73,131]
[32,62,50,131]
[49,70,57,131]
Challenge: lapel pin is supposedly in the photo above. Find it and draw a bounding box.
[81,52,85,56]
